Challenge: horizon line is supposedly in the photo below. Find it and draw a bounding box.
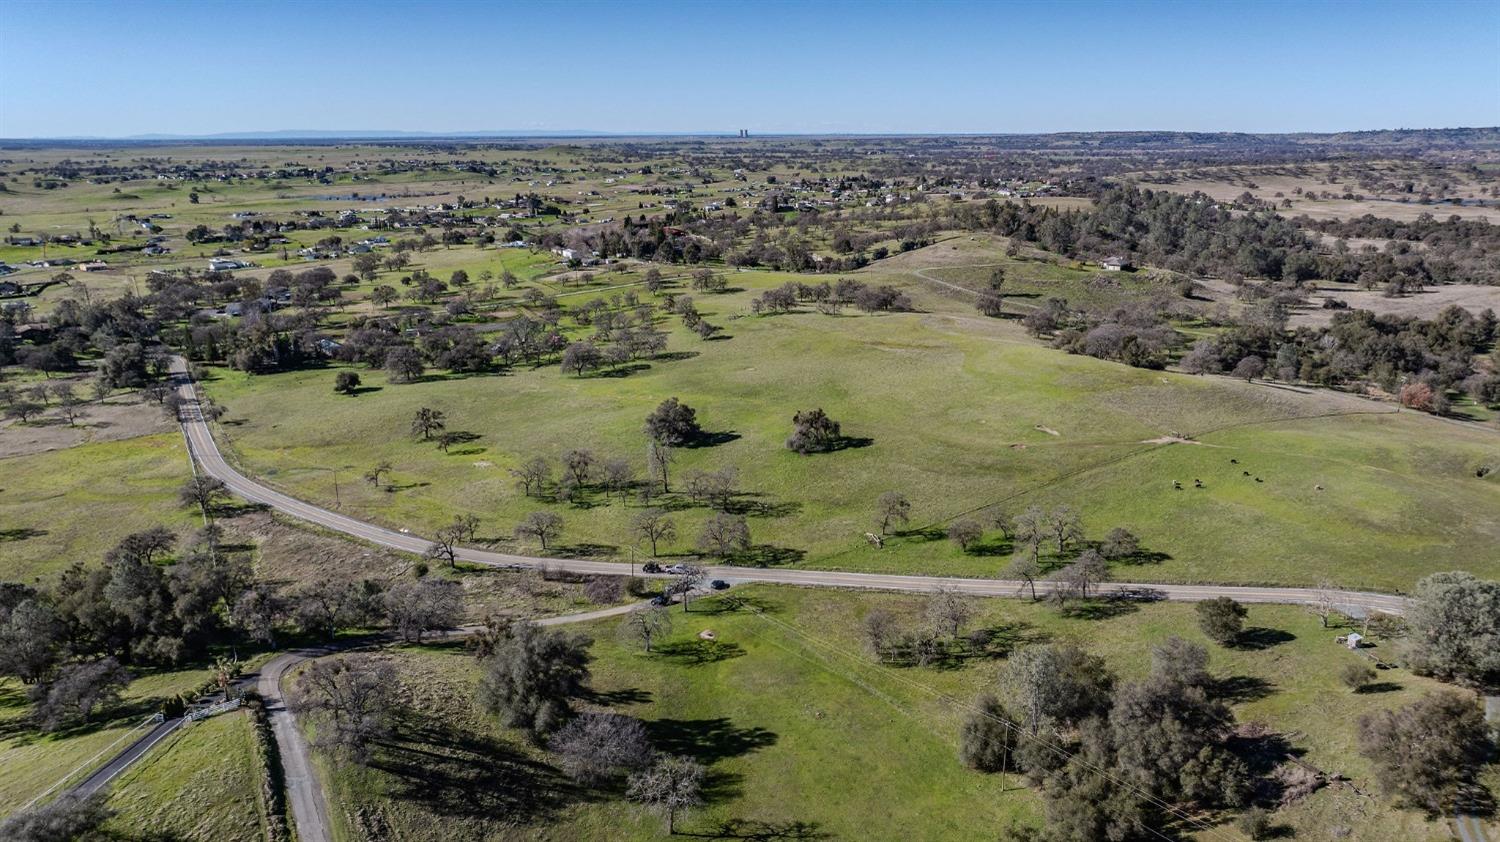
[3,126,1500,145]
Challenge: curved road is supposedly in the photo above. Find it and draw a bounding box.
[253,603,643,842]
[168,358,1411,618]
[165,358,1429,841]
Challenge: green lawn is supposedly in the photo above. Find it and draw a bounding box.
[103,709,266,842]
[315,584,1468,841]
[198,267,1500,591]
[0,433,197,583]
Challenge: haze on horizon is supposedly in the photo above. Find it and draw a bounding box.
[1,0,1497,139]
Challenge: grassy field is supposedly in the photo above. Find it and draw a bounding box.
[102,709,266,842]
[0,433,197,583]
[198,262,1500,591]
[313,584,1468,842]
[0,666,223,814]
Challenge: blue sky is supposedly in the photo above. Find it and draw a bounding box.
[1,0,1496,137]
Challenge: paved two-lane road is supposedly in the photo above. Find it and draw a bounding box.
[168,359,1410,619]
[167,357,1428,842]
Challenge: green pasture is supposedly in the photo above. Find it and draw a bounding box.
[198,267,1500,590]
[315,584,1465,841]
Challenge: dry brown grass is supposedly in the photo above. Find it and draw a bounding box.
[0,388,172,458]
[223,510,621,622]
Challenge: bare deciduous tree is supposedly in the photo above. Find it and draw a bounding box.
[926,586,974,639]
[632,509,676,556]
[947,519,983,551]
[627,755,706,834]
[549,712,655,784]
[511,456,551,497]
[876,491,911,535]
[293,654,399,763]
[384,578,464,643]
[622,607,673,652]
[179,476,229,519]
[696,513,749,558]
[515,511,564,550]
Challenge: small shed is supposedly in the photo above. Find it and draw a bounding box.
[1344,632,1364,650]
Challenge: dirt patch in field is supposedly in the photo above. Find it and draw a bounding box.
[0,395,173,458]
[1191,279,1500,329]
[1142,435,1201,445]
[1287,284,1500,328]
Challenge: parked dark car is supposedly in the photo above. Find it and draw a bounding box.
[710,579,730,590]
[641,562,663,574]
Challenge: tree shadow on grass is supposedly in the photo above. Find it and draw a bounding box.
[372,711,584,824]
[1215,675,1277,704]
[1112,549,1172,566]
[1353,681,1402,695]
[724,495,801,519]
[654,639,746,666]
[686,430,742,449]
[595,363,652,378]
[689,593,780,616]
[0,527,47,542]
[582,686,654,707]
[728,545,805,567]
[1228,725,1305,806]
[1058,597,1141,621]
[1233,628,1296,651]
[679,818,832,840]
[892,526,945,542]
[820,436,874,452]
[209,500,271,518]
[966,538,1015,557]
[644,717,777,764]
[562,496,609,511]
[926,621,1050,670]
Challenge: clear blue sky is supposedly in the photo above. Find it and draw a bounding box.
[1,0,1496,137]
